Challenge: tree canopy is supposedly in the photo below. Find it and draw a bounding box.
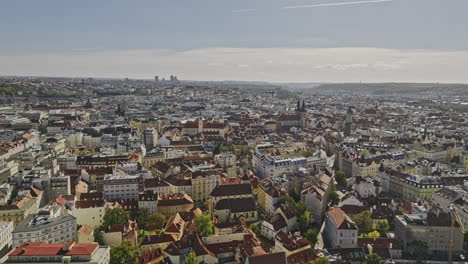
[194,213,214,237]
[249,224,261,237]
[298,210,312,233]
[110,241,140,264]
[95,208,128,245]
[184,251,198,264]
[335,170,347,186]
[304,228,319,244]
[147,213,166,231]
[103,208,128,227]
[315,257,330,264]
[354,210,373,230]
[364,253,382,264]
[129,208,149,230]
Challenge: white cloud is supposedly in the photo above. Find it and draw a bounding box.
[0,47,467,83]
[283,0,392,9]
[232,9,256,13]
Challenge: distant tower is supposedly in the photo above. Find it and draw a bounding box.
[344,106,353,137]
[154,76,159,82]
[116,104,125,117]
[85,98,93,108]
[198,118,203,134]
[296,99,307,129]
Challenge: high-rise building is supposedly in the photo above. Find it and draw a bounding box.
[143,127,158,150]
[154,76,159,82]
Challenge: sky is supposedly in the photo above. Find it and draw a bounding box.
[0,0,467,83]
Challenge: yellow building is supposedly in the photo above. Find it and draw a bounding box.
[353,160,380,178]
[130,119,162,133]
[191,170,221,205]
[157,193,194,218]
[0,188,42,226]
[142,152,165,169]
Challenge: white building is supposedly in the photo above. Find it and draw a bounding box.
[12,212,77,247]
[324,207,358,248]
[138,191,158,214]
[214,152,236,168]
[0,221,13,258]
[253,144,307,179]
[103,170,142,200]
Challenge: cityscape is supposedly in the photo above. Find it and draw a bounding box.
[1,1,468,264]
[0,76,466,264]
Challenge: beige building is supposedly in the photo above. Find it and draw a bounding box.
[73,200,111,229]
[0,188,43,226]
[191,170,221,205]
[157,193,194,218]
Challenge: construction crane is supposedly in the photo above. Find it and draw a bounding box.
[448,205,465,264]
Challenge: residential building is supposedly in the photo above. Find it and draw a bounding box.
[324,207,358,248]
[0,221,13,258]
[395,211,463,258]
[12,212,77,247]
[191,170,221,205]
[103,171,142,200]
[138,190,158,214]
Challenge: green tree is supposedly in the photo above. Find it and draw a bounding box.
[408,240,428,264]
[147,213,166,231]
[377,221,390,233]
[328,190,340,206]
[363,253,382,264]
[110,241,140,264]
[295,201,308,216]
[304,228,319,244]
[37,124,47,134]
[194,213,214,237]
[129,208,149,230]
[249,224,261,237]
[366,230,381,238]
[278,195,296,207]
[335,170,347,186]
[103,208,128,227]
[184,251,198,264]
[315,257,330,264]
[354,210,373,230]
[298,211,311,233]
[288,188,301,203]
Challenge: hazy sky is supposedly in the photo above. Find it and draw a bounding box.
[1,0,467,82]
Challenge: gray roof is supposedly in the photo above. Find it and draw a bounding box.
[13,213,76,233]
